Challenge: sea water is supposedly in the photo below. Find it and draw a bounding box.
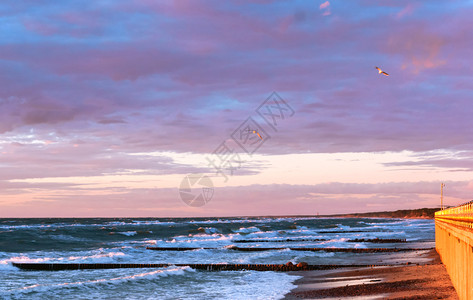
[0,217,435,299]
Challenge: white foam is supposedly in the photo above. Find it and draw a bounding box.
[107,220,177,226]
[242,230,280,239]
[3,266,193,296]
[197,227,220,234]
[4,249,127,269]
[2,256,53,265]
[50,234,91,242]
[0,220,177,230]
[317,238,352,248]
[234,226,261,233]
[286,228,321,236]
[234,248,292,264]
[66,251,126,262]
[186,216,325,226]
[205,271,301,300]
[117,231,137,236]
[188,218,270,225]
[143,240,158,244]
[161,233,238,247]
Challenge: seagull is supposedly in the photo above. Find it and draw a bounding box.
[246,129,263,140]
[254,131,263,140]
[375,66,389,76]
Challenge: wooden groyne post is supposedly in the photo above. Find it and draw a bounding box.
[435,201,473,300]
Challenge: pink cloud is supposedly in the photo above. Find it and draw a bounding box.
[320,1,330,9]
[319,1,331,16]
[386,26,446,73]
[0,181,468,217]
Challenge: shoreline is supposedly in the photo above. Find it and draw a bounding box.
[283,249,458,299]
[0,209,438,219]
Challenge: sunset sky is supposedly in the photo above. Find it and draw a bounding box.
[1,0,473,217]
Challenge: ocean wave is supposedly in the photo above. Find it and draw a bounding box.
[49,234,92,242]
[2,266,193,297]
[1,255,54,266]
[316,238,350,248]
[188,219,270,225]
[241,230,280,239]
[234,248,292,263]
[164,228,328,248]
[169,232,236,243]
[0,223,105,230]
[186,216,324,226]
[285,228,321,236]
[117,231,137,237]
[233,226,261,233]
[0,220,177,231]
[196,227,220,234]
[146,234,237,249]
[143,240,159,245]
[0,255,57,272]
[289,250,336,263]
[2,250,127,269]
[106,220,177,226]
[215,271,301,300]
[66,251,126,262]
[364,220,405,226]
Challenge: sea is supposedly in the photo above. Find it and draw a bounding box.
[0,217,435,299]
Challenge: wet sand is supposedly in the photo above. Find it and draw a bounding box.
[284,249,458,299]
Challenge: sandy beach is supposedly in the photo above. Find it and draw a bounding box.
[284,249,458,299]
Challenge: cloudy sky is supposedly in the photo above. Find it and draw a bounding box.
[1,0,473,217]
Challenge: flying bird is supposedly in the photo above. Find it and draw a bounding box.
[254,131,263,140]
[246,129,263,140]
[375,66,389,76]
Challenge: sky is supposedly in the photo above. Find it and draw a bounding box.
[1,0,473,217]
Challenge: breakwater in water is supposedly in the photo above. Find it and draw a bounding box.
[12,246,431,271]
[12,262,403,271]
[435,201,473,300]
[146,246,428,252]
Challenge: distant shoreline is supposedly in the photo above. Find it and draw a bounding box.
[0,208,441,219]
[320,208,440,219]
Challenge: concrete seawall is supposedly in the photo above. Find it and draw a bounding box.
[435,202,473,300]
